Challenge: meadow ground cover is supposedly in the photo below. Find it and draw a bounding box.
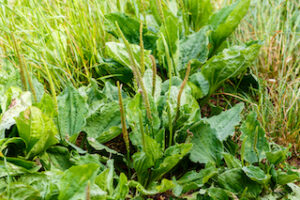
[0,0,299,199]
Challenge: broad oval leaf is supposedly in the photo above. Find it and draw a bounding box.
[15,106,58,158]
[203,103,244,141]
[57,85,89,141]
[201,43,261,95]
[242,165,270,184]
[209,0,250,47]
[241,112,270,164]
[189,122,223,165]
[58,163,99,200]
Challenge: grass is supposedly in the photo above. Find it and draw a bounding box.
[224,0,300,154]
[1,0,299,154]
[0,0,112,89]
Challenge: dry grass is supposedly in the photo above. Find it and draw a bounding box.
[230,0,300,154]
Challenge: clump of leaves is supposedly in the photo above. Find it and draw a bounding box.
[0,0,299,200]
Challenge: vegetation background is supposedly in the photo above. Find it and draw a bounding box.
[0,0,299,199]
[1,0,298,157]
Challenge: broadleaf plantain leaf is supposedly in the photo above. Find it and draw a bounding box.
[189,122,223,165]
[203,103,244,141]
[57,85,89,141]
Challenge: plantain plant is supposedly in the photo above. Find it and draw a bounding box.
[0,0,299,199]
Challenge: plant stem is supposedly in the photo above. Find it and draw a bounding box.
[11,33,27,91]
[115,22,152,121]
[117,81,130,160]
[23,55,37,102]
[150,55,157,97]
[174,61,191,124]
[42,59,58,113]
[139,21,145,75]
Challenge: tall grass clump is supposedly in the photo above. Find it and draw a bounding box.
[222,0,299,154]
[0,0,123,90]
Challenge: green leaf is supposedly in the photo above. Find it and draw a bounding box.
[204,103,244,141]
[105,13,158,50]
[218,168,262,198]
[142,69,162,102]
[207,187,231,200]
[188,72,209,99]
[83,101,121,142]
[87,137,122,156]
[209,0,250,47]
[201,43,261,95]
[105,42,152,70]
[266,149,288,165]
[145,133,163,160]
[276,170,300,185]
[112,173,129,200]
[0,90,32,137]
[15,106,58,158]
[97,59,133,84]
[57,85,89,141]
[222,152,242,169]
[95,160,114,195]
[240,112,270,164]
[103,81,125,102]
[128,179,175,196]
[156,13,180,70]
[242,165,270,184]
[178,26,211,72]
[58,163,99,200]
[183,0,213,31]
[287,183,300,200]
[0,62,22,95]
[15,172,61,199]
[42,146,72,170]
[0,183,41,200]
[79,79,106,116]
[189,122,223,165]
[35,93,57,118]
[0,157,40,177]
[132,151,154,185]
[150,143,192,183]
[174,163,218,196]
